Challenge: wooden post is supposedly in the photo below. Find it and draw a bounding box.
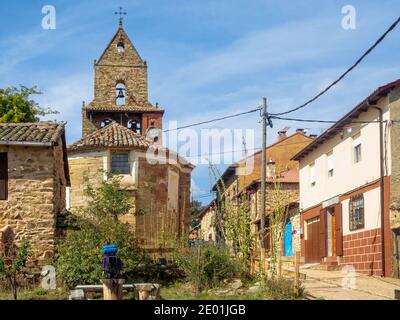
[294,251,300,297]
[278,251,282,278]
[260,247,266,273]
[103,279,124,300]
[260,97,267,274]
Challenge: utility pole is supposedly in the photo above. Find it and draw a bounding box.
[260,97,267,271]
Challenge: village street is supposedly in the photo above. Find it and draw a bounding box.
[298,268,400,300]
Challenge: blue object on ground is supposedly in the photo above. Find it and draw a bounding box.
[102,244,118,255]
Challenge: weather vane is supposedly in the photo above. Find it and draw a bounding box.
[115,6,127,26]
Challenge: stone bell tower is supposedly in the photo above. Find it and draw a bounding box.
[82,19,164,137]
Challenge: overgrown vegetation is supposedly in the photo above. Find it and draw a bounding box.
[263,277,304,300]
[208,162,254,276]
[0,240,32,300]
[174,244,239,292]
[0,86,57,123]
[267,178,290,278]
[190,200,202,229]
[55,175,144,288]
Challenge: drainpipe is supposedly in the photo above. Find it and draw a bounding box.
[372,106,386,276]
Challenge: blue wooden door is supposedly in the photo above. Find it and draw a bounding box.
[284,221,293,257]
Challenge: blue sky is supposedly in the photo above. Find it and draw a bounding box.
[0,1,399,204]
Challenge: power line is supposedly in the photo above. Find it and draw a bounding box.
[163,107,261,132]
[270,15,400,117]
[270,115,383,124]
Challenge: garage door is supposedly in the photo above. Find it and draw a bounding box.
[305,216,320,263]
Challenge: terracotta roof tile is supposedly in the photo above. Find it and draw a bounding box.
[0,122,65,145]
[85,101,164,113]
[246,168,299,188]
[67,121,151,153]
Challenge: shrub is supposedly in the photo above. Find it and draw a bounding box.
[263,277,304,300]
[55,218,143,288]
[55,176,144,288]
[174,244,238,291]
[0,239,32,300]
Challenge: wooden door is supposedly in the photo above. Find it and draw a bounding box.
[305,217,320,263]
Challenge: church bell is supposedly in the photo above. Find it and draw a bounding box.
[116,88,125,99]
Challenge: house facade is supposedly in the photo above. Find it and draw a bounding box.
[67,21,193,254]
[0,122,70,265]
[205,130,313,259]
[294,79,400,277]
[197,201,218,242]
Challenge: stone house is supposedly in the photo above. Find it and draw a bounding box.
[204,131,313,258]
[244,169,301,260]
[293,79,400,277]
[0,122,70,265]
[67,21,193,255]
[197,201,218,242]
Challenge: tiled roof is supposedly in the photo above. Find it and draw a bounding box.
[293,79,400,160]
[246,168,299,188]
[0,122,65,145]
[68,121,151,153]
[85,101,164,113]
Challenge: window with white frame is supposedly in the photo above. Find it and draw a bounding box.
[310,162,316,187]
[353,134,362,163]
[327,151,334,177]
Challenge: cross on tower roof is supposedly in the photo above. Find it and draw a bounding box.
[115,6,127,27]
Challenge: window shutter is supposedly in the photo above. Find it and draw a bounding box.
[353,134,361,147]
[327,152,333,171]
[319,209,327,258]
[335,204,343,256]
[0,153,8,200]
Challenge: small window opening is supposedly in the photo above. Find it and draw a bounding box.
[117,41,125,53]
[128,120,141,134]
[116,82,126,105]
[100,119,112,128]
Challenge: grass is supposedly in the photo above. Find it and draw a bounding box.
[159,282,267,300]
[0,288,69,300]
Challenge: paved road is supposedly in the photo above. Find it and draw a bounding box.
[299,268,400,300]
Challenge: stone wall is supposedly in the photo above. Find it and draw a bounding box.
[94,27,148,104]
[68,152,106,211]
[135,158,191,252]
[68,149,192,256]
[389,87,400,230]
[0,145,61,265]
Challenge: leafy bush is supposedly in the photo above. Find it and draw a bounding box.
[174,244,238,291]
[55,176,144,288]
[263,277,304,300]
[0,239,32,300]
[55,217,144,288]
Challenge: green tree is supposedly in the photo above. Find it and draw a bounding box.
[55,175,144,288]
[0,86,57,123]
[0,240,32,300]
[84,175,134,221]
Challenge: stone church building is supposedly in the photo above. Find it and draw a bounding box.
[67,21,193,254]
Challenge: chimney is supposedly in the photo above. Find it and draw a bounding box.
[296,128,305,134]
[267,158,276,178]
[277,127,289,141]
